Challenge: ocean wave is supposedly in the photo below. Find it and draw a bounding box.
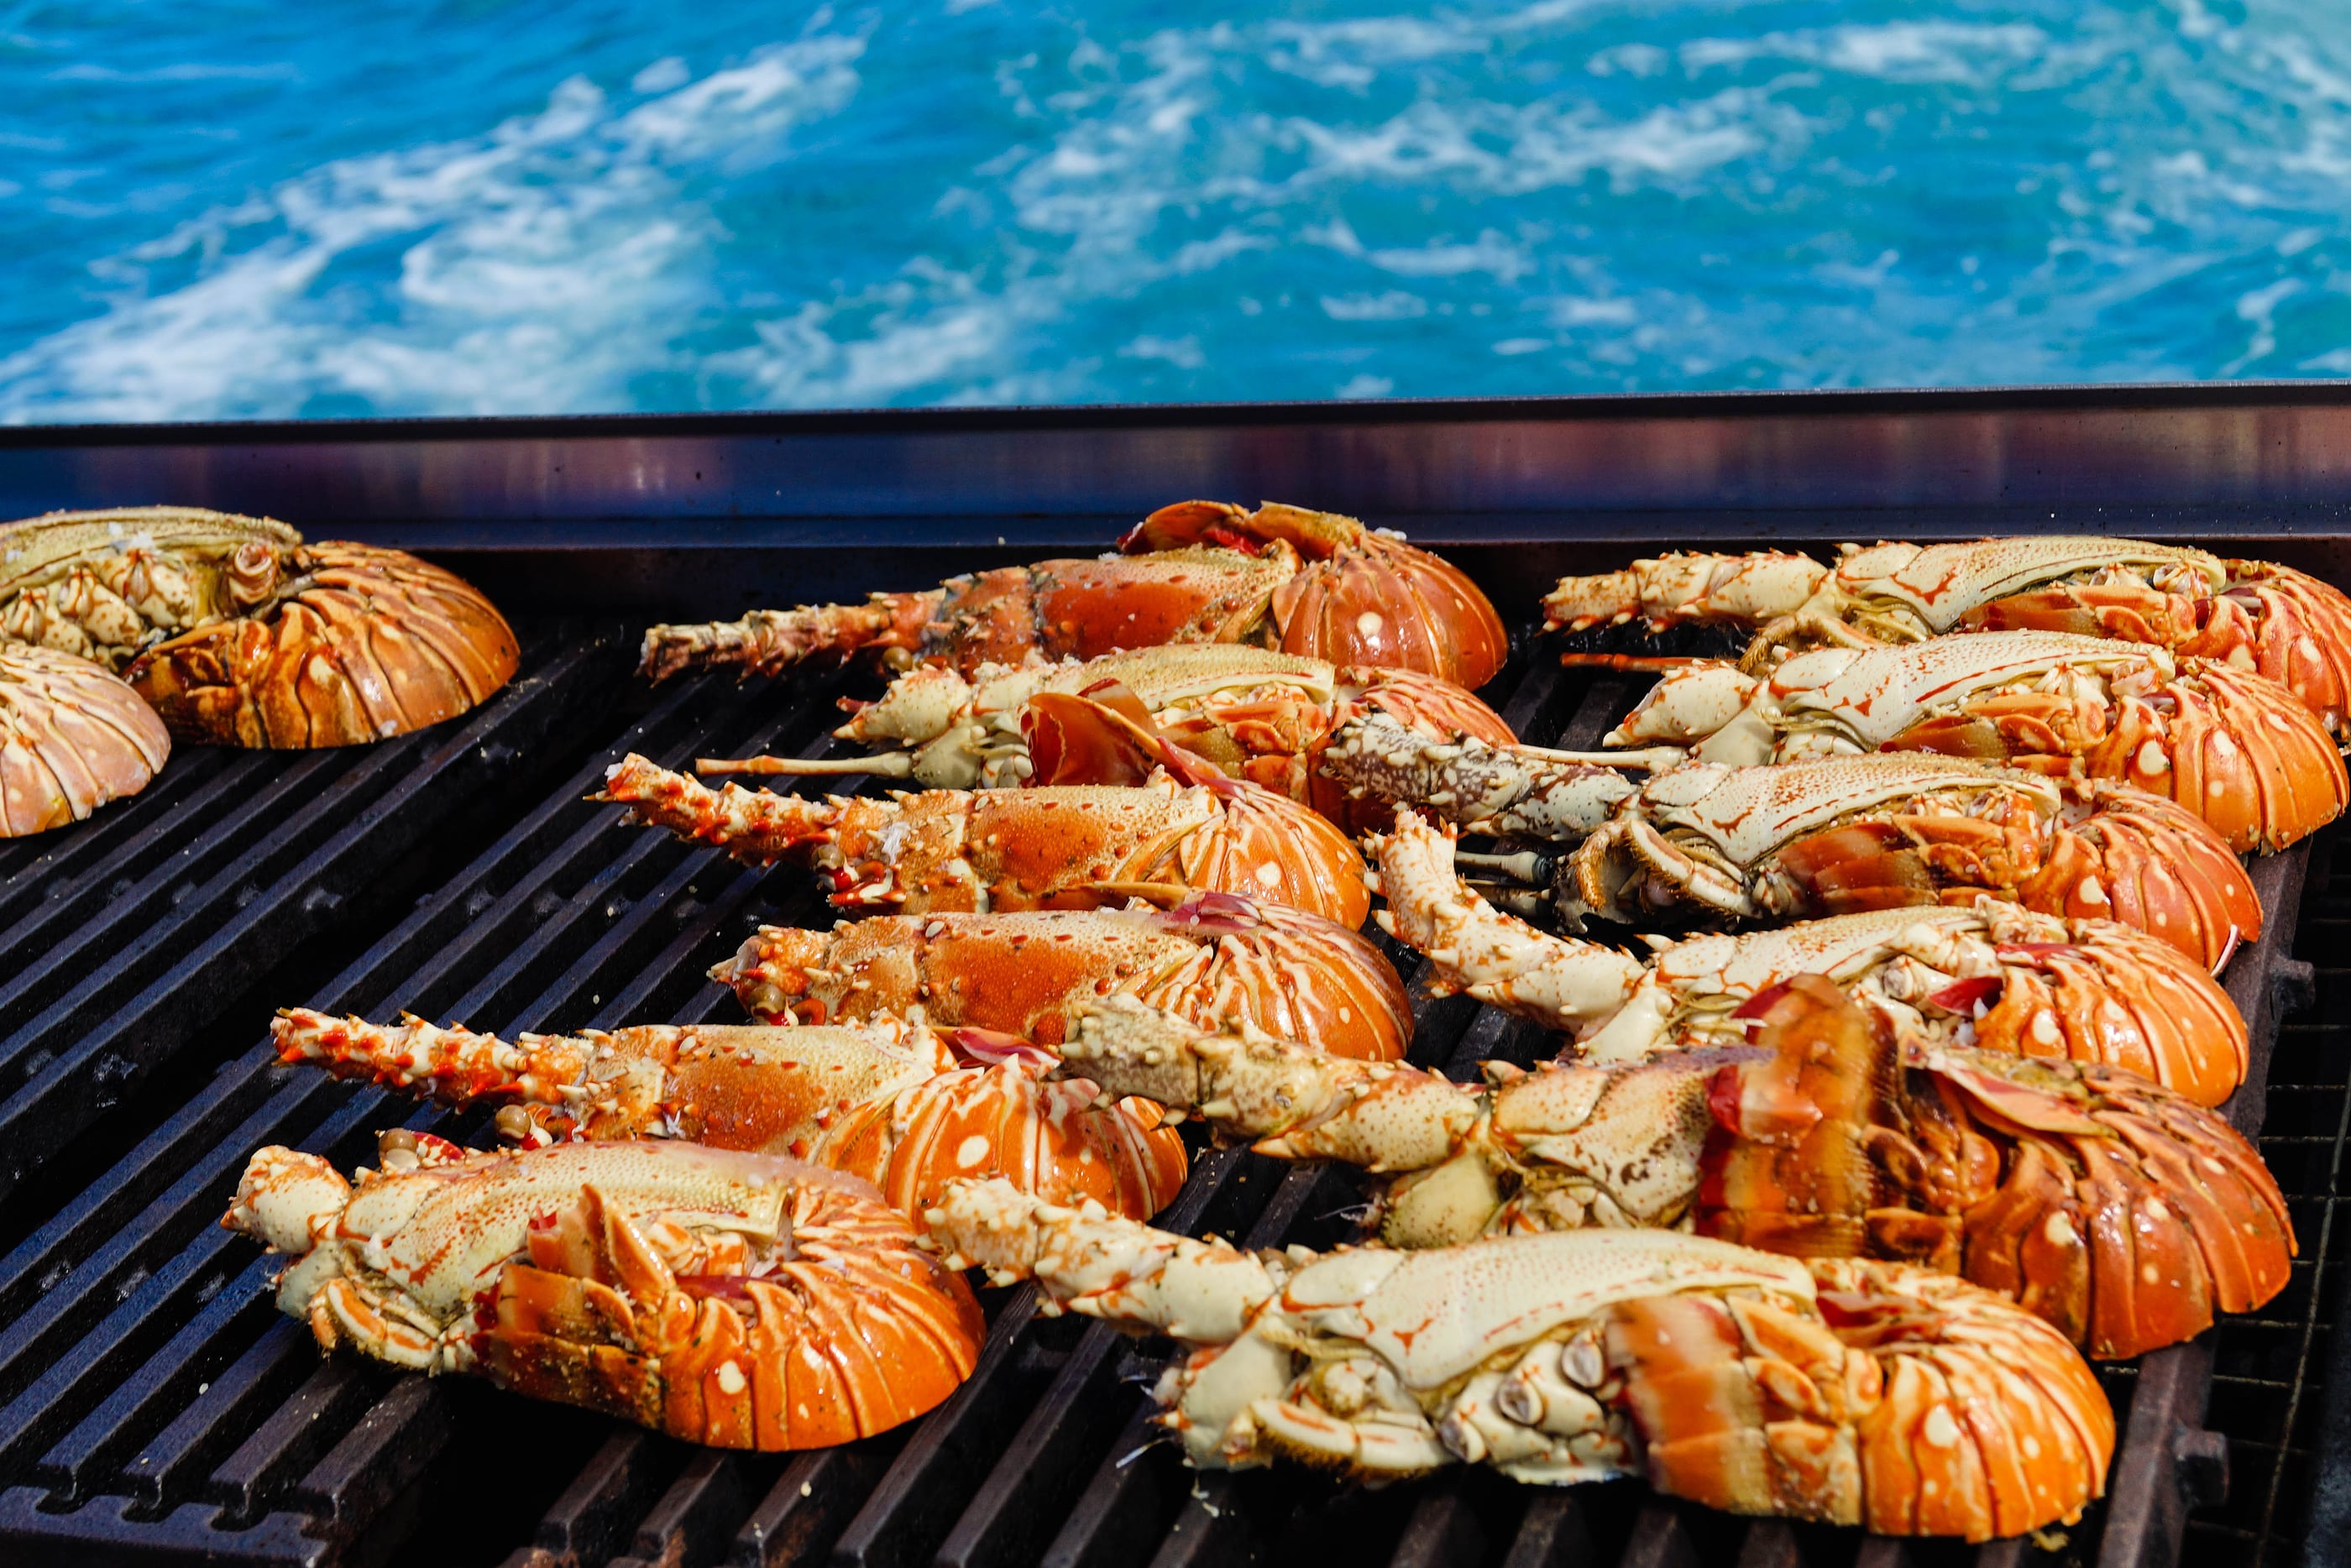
[7,0,2351,419]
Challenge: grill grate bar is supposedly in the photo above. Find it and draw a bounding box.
[0,631,624,1205]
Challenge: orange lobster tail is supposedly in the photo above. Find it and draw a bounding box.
[481,1179,983,1450]
[2202,562,2351,734]
[2102,656,2348,853]
[825,1061,1186,1218]
[128,543,519,747]
[1127,501,1507,688]
[2016,786,2260,968]
[1971,922,2247,1105]
[1165,780,1373,928]
[0,645,170,835]
[721,901,1410,1063]
[1700,977,2291,1361]
[1608,1259,2111,1540]
[1948,1057,2294,1359]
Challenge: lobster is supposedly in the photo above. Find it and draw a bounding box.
[1374,809,2248,1106]
[715,893,1412,1063]
[0,643,172,836]
[926,1177,2113,1540]
[0,507,519,747]
[223,1138,986,1450]
[1549,536,2351,729]
[1533,630,2345,854]
[595,755,1373,926]
[704,643,1514,832]
[639,499,1509,691]
[270,1008,1186,1220]
[1049,988,2292,1361]
[1326,712,2260,969]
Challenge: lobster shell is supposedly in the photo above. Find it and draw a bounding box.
[1128,501,1508,688]
[1700,977,2294,1362]
[128,541,519,746]
[719,897,1412,1063]
[0,645,170,836]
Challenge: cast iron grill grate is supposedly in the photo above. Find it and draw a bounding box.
[0,624,2323,1568]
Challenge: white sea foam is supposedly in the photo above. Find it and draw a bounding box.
[1,30,864,421]
[8,1,2351,416]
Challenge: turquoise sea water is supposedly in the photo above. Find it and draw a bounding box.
[4,1,2350,420]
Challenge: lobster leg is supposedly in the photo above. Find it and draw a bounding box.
[1321,712,1637,839]
[1372,809,1647,1030]
[639,593,938,682]
[594,755,842,865]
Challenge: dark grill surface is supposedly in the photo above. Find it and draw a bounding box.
[0,622,2330,1568]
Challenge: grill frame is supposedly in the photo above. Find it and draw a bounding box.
[0,385,2343,1568]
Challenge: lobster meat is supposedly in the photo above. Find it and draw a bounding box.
[639,500,1508,691]
[926,1177,2113,1539]
[1546,537,2351,731]
[715,893,1411,1063]
[1547,630,2344,853]
[596,756,1373,926]
[1327,713,2259,969]
[706,643,1514,831]
[0,507,519,747]
[0,643,171,836]
[1374,809,2248,1105]
[223,1138,985,1450]
[1050,988,2292,1360]
[271,1008,1186,1220]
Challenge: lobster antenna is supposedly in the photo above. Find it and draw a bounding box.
[696,753,915,778]
[1510,744,1685,773]
[1452,849,1552,886]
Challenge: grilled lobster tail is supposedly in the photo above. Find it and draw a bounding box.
[597,756,1373,923]
[226,1141,986,1450]
[1703,976,2293,1360]
[0,644,171,835]
[270,1009,1186,1221]
[924,1179,2112,1540]
[714,896,1412,1063]
[0,509,517,747]
[1371,808,2249,1105]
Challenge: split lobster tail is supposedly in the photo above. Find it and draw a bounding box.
[2200,559,2351,733]
[595,755,1374,924]
[0,509,517,748]
[1704,976,2294,1361]
[269,1007,1187,1222]
[127,541,519,747]
[225,1140,985,1450]
[1128,501,1509,688]
[713,896,1412,1063]
[922,1178,2112,1540]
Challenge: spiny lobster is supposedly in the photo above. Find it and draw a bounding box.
[715,893,1412,1063]
[927,1177,2112,1540]
[1546,536,2351,733]
[640,500,1508,691]
[1539,630,2345,853]
[1050,987,2292,1361]
[704,642,1513,832]
[1374,809,2248,1106]
[595,756,1373,926]
[1326,712,2260,969]
[270,1008,1186,1220]
[1,507,518,746]
[224,1139,986,1450]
